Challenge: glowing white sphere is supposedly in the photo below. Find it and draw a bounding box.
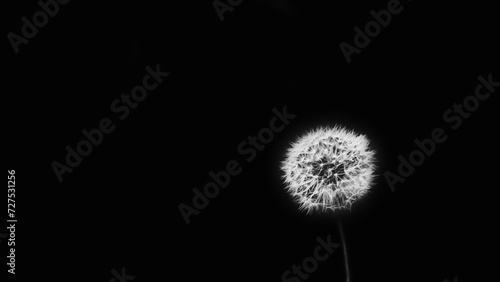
[281,126,376,213]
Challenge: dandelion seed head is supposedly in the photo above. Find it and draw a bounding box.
[281,126,376,213]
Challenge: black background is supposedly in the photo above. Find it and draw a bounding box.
[4,0,499,282]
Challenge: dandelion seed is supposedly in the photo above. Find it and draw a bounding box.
[281,125,376,213]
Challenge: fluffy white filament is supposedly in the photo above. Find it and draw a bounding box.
[281,126,376,213]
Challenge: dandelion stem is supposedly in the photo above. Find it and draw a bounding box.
[337,219,350,282]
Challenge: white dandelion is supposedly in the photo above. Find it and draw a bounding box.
[281,125,377,282]
[281,126,376,213]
